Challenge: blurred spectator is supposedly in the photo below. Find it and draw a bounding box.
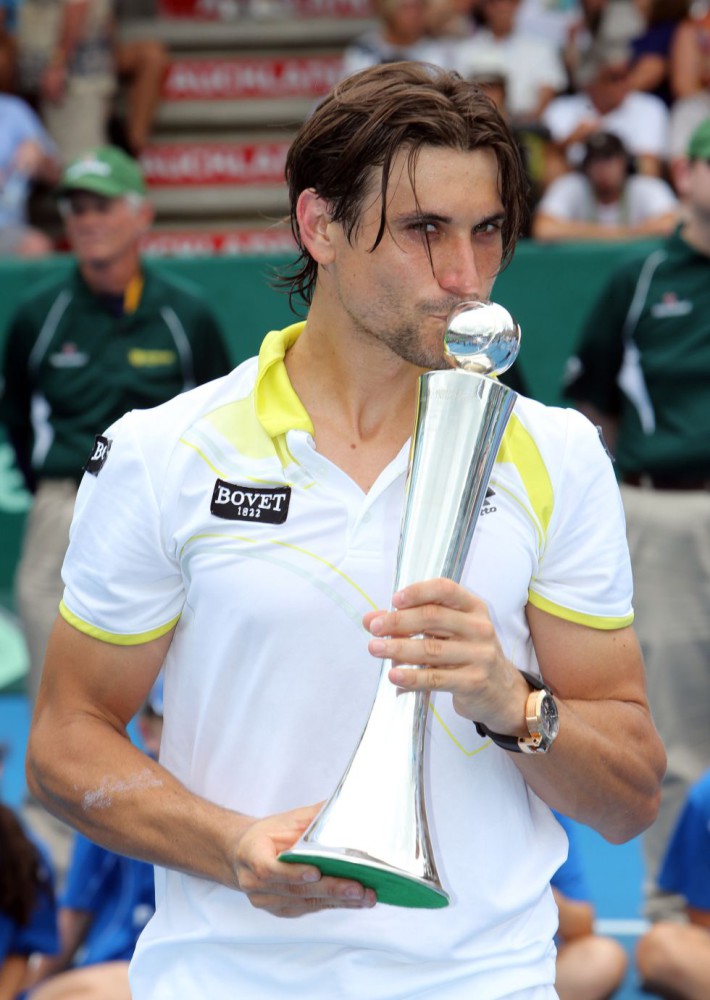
[17,0,115,162]
[667,6,710,182]
[16,0,168,162]
[635,769,710,1000]
[0,803,59,999]
[454,0,567,125]
[532,129,678,240]
[552,812,628,1000]
[623,0,690,106]
[0,93,60,257]
[24,695,162,1000]
[341,0,452,78]
[565,0,644,92]
[542,56,670,175]
[0,144,232,883]
[561,116,710,924]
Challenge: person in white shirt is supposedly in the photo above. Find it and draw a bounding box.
[533,130,679,241]
[542,57,670,176]
[454,0,567,123]
[25,61,665,1000]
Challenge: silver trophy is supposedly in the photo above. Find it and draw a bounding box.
[280,300,521,908]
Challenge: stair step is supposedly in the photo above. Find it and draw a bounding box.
[120,12,374,51]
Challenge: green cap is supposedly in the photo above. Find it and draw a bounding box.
[58,145,146,198]
[687,118,710,160]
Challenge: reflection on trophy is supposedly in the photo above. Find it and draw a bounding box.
[280,300,521,908]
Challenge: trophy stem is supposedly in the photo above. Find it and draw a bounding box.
[281,369,517,908]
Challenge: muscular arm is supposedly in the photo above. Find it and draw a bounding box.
[365,580,665,844]
[27,617,376,916]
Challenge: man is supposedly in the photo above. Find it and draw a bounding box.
[532,130,679,242]
[0,143,232,718]
[26,63,665,999]
[542,57,670,177]
[562,116,710,922]
[0,92,60,258]
[453,0,567,126]
[636,769,710,999]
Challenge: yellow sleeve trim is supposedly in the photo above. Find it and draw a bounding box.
[59,601,180,646]
[527,590,634,630]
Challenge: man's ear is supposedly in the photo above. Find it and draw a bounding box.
[296,188,336,264]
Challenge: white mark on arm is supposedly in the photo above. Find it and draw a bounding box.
[82,768,164,811]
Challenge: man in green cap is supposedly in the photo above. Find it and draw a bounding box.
[563,116,710,923]
[0,143,232,877]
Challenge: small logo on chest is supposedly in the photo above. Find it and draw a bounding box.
[210,479,291,524]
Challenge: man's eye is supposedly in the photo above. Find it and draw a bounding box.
[475,221,502,236]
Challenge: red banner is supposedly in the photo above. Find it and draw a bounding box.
[140,228,297,256]
[163,55,343,101]
[140,142,290,186]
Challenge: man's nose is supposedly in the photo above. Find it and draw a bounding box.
[433,239,485,298]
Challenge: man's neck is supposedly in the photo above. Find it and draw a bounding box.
[680,215,710,257]
[79,253,142,297]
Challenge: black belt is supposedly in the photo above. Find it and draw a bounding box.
[623,473,710,492]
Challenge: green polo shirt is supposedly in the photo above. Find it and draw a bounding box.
[0,264,232,486]
[563,227,710,478]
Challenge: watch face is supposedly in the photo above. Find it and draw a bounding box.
[540,694,560,741]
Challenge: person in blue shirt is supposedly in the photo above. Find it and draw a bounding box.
[0,803,59,1000]
[636,769,710,999]
[0,92,59,257]
[552,812,628,1000]
[25,691,162,1000]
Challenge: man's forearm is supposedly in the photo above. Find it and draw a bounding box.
[514,695,664,843]
[27,711,248,889]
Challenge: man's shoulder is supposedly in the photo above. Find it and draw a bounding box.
[9,269,78,324]
[511,393,601,453]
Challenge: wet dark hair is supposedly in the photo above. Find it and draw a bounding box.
[279,61,529,309]
[0,804,45,926]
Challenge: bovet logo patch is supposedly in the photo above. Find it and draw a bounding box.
[84,435,112,476]
[210,479,291,524]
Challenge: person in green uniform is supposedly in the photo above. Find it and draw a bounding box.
[0,145,232,880]
[562,116,710,923]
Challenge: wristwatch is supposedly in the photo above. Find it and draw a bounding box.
[474,670,559,754]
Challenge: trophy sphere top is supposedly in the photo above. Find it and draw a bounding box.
[444,300,521,376]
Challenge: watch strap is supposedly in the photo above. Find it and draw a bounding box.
[474,670,548,753]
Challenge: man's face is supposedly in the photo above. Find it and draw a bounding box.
[480,0,518,34]
[386,0,428,44]
[320,144,505,371]
[60,190,152,267]
[585,154,627,200]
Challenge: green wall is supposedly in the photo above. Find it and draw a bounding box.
[0,238,660,604]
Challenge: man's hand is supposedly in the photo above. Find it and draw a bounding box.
[233,804,377,917]
[364,578,530,736]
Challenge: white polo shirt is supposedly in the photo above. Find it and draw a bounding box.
[61,322,633,1000]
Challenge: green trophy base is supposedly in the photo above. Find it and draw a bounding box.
[280,849,449,909]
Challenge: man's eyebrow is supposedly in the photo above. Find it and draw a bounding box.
[395,210,507,227]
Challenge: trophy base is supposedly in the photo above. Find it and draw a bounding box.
[279,848,450,909]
